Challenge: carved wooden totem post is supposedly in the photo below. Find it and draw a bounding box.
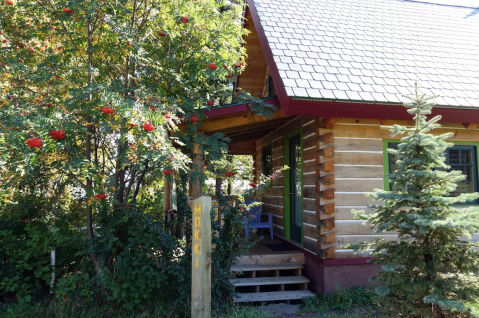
[191,196,212,318]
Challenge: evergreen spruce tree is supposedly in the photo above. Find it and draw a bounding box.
[352,85,479,317]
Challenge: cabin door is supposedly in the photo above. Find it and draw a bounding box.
[288,135,303,243]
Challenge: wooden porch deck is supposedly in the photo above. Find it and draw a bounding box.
[237,234,305,265]
[231,234,315,303]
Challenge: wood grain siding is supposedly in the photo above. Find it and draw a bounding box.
[302,120,320,255]
[261,133,283,231]
[236,10,268,96]
[332,119,388,258]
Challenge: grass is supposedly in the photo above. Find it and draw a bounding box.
[1,287,389,318]
[302,286,376,313]
[0,300,272,318]
[2,301,168,318]
[301,286,389,317]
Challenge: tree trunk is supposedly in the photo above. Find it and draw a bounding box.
[163,179,172,224]
[215,177,222,197]
[86,17,102,275]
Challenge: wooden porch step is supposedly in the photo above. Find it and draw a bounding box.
[237,253,305,265]
[230,276,309,287]
[231,263,303,272]
[234,290,315,303]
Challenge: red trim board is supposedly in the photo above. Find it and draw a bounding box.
[290,99,479,124]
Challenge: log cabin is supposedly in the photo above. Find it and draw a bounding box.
[197,0,479,300]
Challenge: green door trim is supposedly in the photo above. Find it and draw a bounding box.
[283,128,304,247]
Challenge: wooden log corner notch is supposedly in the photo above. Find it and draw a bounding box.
[463,123,479,130]
[319,146,334,157]
[321,117,339,129]
[320,202,335,215]
[320,188,335,200]
[315,118,336,259]
[379,119,394,126]
[320,246,336,259]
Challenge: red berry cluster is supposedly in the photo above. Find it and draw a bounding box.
[48,130,66,140]
[163,169,173,176]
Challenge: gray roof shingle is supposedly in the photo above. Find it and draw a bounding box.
[252,0,479,108]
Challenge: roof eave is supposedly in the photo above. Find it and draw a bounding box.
[288,97,479,123]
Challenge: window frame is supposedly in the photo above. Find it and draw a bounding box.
[383,139,479,205]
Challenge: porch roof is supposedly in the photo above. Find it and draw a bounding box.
[194,97,292,154]
[250,0,479,109]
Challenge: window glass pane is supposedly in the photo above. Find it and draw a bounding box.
[449,166,475,197]
[388,143,399,190]
[448,149,460,164]
[294,143,302,226]
[262,146,272,176]
[461,149,472,164]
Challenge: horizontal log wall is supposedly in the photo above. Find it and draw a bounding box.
[302,119,320,254]
[333,117,479,258]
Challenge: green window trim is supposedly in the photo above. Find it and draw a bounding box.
[283,128,304,247]
[383,139,479,205]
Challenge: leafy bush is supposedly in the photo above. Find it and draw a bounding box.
[0,193,84,306]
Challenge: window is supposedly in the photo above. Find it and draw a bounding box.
[386,142,479,204]
[262,145,272,177]
[268,76,276,97]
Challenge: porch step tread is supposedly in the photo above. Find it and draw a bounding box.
[230,276,309,287]
[231,263,303,272]
[237,253,305,265]
[234,290,315,303]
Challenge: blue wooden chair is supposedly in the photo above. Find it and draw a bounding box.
[244,198,274,240]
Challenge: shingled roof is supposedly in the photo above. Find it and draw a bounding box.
[251,0,479,108]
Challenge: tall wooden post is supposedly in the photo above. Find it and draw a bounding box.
[163,179,172,224]
[190,142,204,199]
[191,196,212,318]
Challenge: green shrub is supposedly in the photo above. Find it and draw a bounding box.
[0,194,84,306]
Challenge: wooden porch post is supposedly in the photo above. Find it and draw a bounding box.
[163,179,172,223]
[189,141,211,318]
[189,142,204,199]
[191,196,212,318]
[252,141,257,183]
